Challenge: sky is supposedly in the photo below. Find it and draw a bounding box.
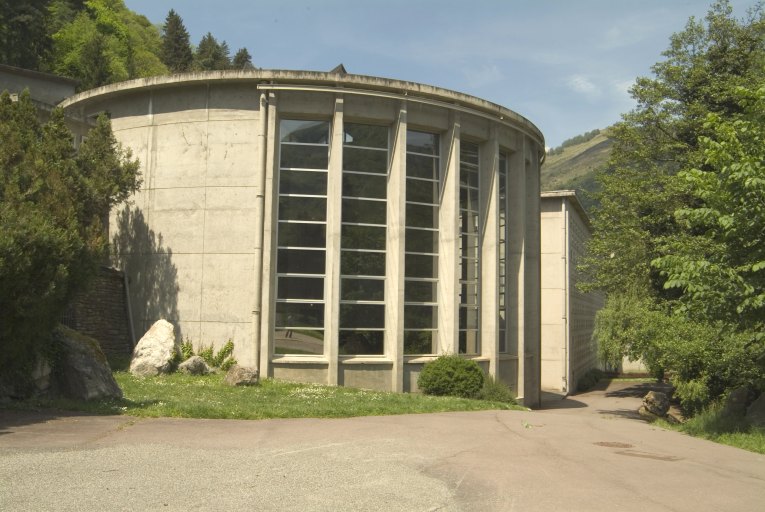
[124,0,759,149]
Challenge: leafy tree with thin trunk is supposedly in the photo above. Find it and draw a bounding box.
[161,9,193,73]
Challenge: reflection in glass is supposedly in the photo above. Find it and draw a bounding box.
[460,141,480,354]
[342,172,386,199]
[405,203,438,229]
[341,198,386,225]
[498,152,508,354]
[341,251,386,276]
[274,329,324,355]
[280,144,329,169]
[343,147,387,174]
[405,228,437,254]
[275,302,325,327]
[404,331,435,355]
[281,120,329,143]
[339,331,384,355]
[341,278,385,301]
[405,254,437,279]
[278,196,326,222]
[406,130,439,155]
[340,304,385,329]
[277,249,326,274]
[406,154,439,180]
[279,169,327,195]
[404,280,437,303]
[278,276,324,300]
[278,222,326,248]
[344,123,388,148]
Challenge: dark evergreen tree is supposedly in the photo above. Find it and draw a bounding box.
[232,47,254,70]
[78,33,112,89]
[161,9,193,73]
[194,32,230,70]
[0,0,52,70]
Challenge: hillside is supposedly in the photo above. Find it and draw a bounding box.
[540,129,613,212]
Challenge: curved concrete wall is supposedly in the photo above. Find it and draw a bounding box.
[63,70,544,405]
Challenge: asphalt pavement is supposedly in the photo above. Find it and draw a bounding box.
[1,380,763,511]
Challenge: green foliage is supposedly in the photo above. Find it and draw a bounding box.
[0,91,140,389]
[51,0,168,89]
[232,47,254,70]
[194,32,230,71]
[546,129,601,156]
[584,1,765,414]
[663,402,765,454]
[418,355,484,398]
[477,375,516,404]
[180,339,194,361]
[180,339,237,370]
[160,9,192,73]
[0,0,52,70]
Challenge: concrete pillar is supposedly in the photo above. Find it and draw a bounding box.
[507,140,526,399]
[325,97,344,385]
[438,113,460,354]
[480,128,500,374]
[387,103,407,392]
[524,138,542,407]
[259,92,279,379]
[251,92,268,370]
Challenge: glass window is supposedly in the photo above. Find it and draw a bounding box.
[404,331,435,355]
[407,179,439,205]
[278,196,326,222]
[340,304,385,329]
[274,329,324,355]
[341,225,386,251]
[341,251,386,276]
[498,152,508,354]
[277,249,326,275]
[405,203,438,229]
[279,170,327,195]
[280,144,329,169]
[406,154,439,180]
[275,302,325,328]
[342,172,386,199]
[407,131,439,155]
[341,278,385,301]
[405,228,437,254]
[459,141,480,354]
[343,147,387,174]
[281,120,329,144]
[278,222,326,248]
[405,254,438,279]
[344,123,388,148]
[278,277,324,300]
[341,198,386,225]
[404,280,437,303]
[339,331,384,355]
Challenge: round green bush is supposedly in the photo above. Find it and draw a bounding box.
[417,355,485,398]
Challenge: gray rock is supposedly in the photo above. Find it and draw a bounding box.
[642,391,670,417]
[746,393,765,428]
[722,386,750,418]
[638,405,662,422]
[31,357,52,393]
[130,320,178,377]
[52,325,122,400]
[223,365,259,386]
[178,355,210,375]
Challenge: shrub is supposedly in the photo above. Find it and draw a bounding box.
[576,368,606,392]
[477,375,517,404]
[178,339,237,371]
[418,355,484,398]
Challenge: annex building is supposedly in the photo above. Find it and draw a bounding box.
[57,69,546,405]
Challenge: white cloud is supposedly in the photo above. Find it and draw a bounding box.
[568,75,602,98]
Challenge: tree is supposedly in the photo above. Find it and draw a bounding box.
[583,1,765,411]
[194,32,230,71]
[0,0,52,70]
[161,9,193,73]
[0,91,140,391]
[51,0,167,89]
[232,47,254,70]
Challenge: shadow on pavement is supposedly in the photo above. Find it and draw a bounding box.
[540,391,588,410]
[605,381,673,398]
[0,408,88,434]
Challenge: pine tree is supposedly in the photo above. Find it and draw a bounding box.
[232,47,254,70]
[161,9,192,73]
[194,32,230,71]
[0,0,52,70]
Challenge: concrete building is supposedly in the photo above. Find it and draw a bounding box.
[540,191,603,393]
[58,69,545,405]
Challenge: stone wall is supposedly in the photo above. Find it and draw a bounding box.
[62,267,133,359]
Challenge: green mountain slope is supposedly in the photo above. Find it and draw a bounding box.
[541,129,613,212]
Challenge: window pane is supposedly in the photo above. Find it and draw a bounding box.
[278,222,326,248]
[342,198,386,225]
[277,276,324,300]
[344,123,388,148]
[342,224,386,251]
[277,249,325,274]
[341,251,386,276]
[407,130,439,155]
[341,278,385,301]
[404,280,436,303]
[461,142,479,165]
[460,283,478,304]
[459,330,479,355]
[459,307,479,330]
[405,254,437,278]
[405,305,437,329]
[339,330,384,355]
[342,172,386,199]
[406,203,438,229]
[404,330,435,355]
[406,154,438,180]
[275,329,324,355]
[280,144,329,169]
[278,196,326,222]
[343,147,387,174]
[405,228,437,254]
[275,302,324,327]
[460,187,479,210]
[407,179,438,204]
[340,304,385,329]
[281,120,329,144]
[279,170,327,195]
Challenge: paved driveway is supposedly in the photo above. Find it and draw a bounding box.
[1,381,763,511]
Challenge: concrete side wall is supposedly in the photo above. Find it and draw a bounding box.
[0,66,76,106]
[540,200,566,391]
[106,83,262,365]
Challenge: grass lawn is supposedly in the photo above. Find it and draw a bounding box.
[7,371,524,420]
[658,405,765,455]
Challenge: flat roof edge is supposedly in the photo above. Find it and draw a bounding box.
[59,69,544,145]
